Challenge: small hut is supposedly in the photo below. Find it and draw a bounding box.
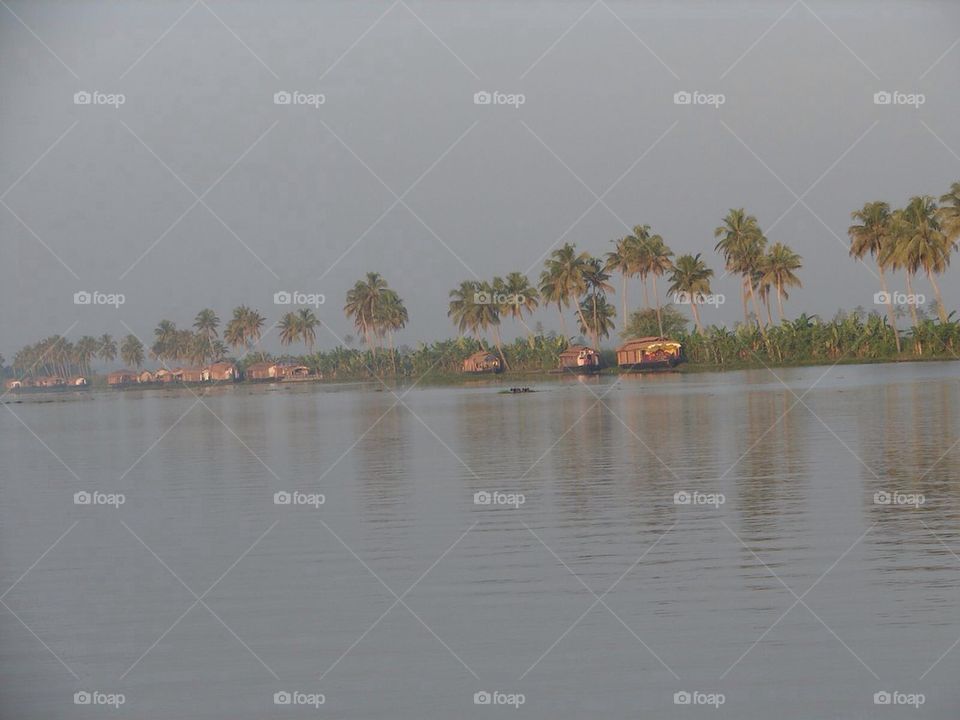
[155,369,174,383]
[66,376,88,386]
[278,364,311,380]
[616,337,684,370]
[4,378,22,390]
[463,350,502,374]
[172,367,204,383]
[33,376,65,387]
[203,362,238,382]
[107,369,138,386]
[558,345,601,373]
[245,361,281,381]
[138,370,156,384]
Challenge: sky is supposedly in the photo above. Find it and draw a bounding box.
[2,0,960,359]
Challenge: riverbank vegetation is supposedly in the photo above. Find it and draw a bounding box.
[4,184,959,383]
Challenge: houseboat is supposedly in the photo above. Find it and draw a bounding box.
[463,350,502,374]
[107,369,139,386]
[203,362,239,382]
[556,345,602,374]
[616,337,684,370]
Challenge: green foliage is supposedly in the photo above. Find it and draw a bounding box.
[624,306,689,339]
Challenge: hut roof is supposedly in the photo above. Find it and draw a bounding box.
[467,350,497,361]
[108,369,137,379]
[617,337,681,352]
[559,344,598,357]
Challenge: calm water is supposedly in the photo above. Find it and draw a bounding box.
[2,362,959,719]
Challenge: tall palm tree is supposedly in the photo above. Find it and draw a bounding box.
[279,312,300,349]
[760,242,802,322]
[667,253,714,332]
[120,334,144,368]
[500,271,539,334]
[938,181,960,248]
[448,281,482,338]
[849,201,899,351]
[344,272,389,351]
[644,235,673,337]
[883,209,920,329]
[902,195,951,323]
[578,294,616,348]
[97,334,117,364]
[605,234,639,322]
[297,308,319,352]
[193,309,219,339]
[74,336,99,374]
[715,209,766,326]
[376,290,408,373]
[539,243,590,338]
[152,320,177,362]
[479,280,508,369]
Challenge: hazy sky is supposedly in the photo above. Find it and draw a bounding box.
[2,0,960,358]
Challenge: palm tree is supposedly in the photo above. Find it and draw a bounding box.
[938,181,960,249]
[479,280,508,369]
[902,195,951,323]
[74,336,99,374]
[849,201,900,351]
[644,235,673,337]
[606,235,639,322]
[578,294,616,348]
[97,334,117,364]
[279,312,300,349]
[152,320,177,362]
[760,243,802,322]
[715,209,766,326]
[120,334,144,368]
[345,272,389,351]
[883,209,920,329]
[499,272,539,334]
[448,281,482,338]
[667,253,714,332]
[376,290,408,373]
[297,308,318,352]
[539,243,589,338]
[193,309,219,339]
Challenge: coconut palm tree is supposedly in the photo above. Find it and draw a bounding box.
[883,209,921,329]
[539,243,590,338]
[74,336,99,374]
[578,294,616,348]
[938,181,960,248]
[760,242,802,322]
[376,290,408,373]
[667,253,714,332]
[345,272,389,351]
[902,195,951,323]
[193,309,219,339]
[279,312,300,349]
[97,334,117,364]
[715,209,766,326]
[120,334,144,368]
[499,271,539,334]
[606,234,639,322]
[849,201,900,352]
[644,235,673,337]
[297,308,319,352]
[448,281,482,338]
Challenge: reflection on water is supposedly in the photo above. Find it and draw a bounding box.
[1,362,959,719]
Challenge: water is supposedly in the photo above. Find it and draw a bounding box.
[1,362,959,719]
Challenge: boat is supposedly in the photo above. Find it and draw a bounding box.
[616,337,684,371]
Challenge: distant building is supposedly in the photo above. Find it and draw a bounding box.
[616,337,684,369]
[245,361,281,381]
[463,351,502,374]
[107,370,138,386]
[558,345,601,372]
[138,370,156,384]
[203,362,238,382]
[4,378,22,390]
[172,367,204,383]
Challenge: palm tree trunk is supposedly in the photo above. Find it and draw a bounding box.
[652,274,663,337]
[878,267,900,353]
[905,273,920,328]
[741,282,750,325]
[764,295,774,327]
[776,279,785,322]
[641,276,650,309]
[691,301,703,333]
[557,303,568,339]
[926,268,948,323]
[621,275,628,329]
[492,326,509,370]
